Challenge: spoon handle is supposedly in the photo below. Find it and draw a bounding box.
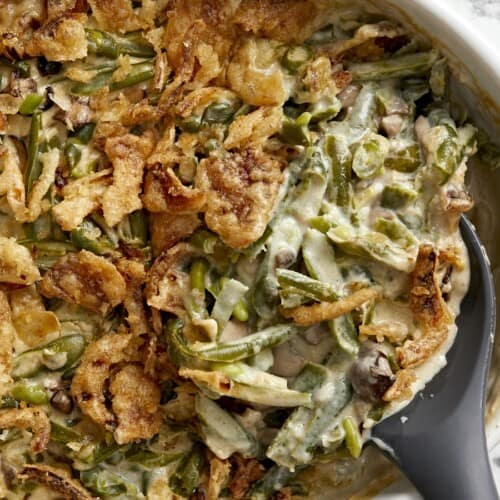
[379,412,498,500]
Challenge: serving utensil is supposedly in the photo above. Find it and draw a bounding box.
[372,216,498,499]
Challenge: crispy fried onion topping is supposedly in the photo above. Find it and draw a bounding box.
[52,170,112,232]
[40,250,127,314]
[196,147,285,249]
[229,454,265,500]
[102,131,155,227]
[396,244,453,369]
[146,243,203,316]
[18,464,95,500]
[150,212,201,257]
[0,408,50,454]
[143,165,207,214]
[25,13,88,62]
[0,291,15,395]
[282,287,381,326]
[383,368,417,402]
[0,236,40,285]
[208,456,232,500]
[71,332,162,444]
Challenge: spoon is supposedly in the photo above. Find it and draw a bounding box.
[371,216,498,499]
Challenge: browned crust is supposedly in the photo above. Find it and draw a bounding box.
[18,464,95,500]
[0,408,50,454]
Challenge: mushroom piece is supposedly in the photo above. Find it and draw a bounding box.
[349,342,395,404]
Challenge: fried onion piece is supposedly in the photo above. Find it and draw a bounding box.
[395,245,453,369]
[102,131,155,227]
[143,165,207,214]
[0,408,50,454]
[282,287,381,326]
[229,454,265,500]
[88,0,144,33]
[146,243,202,315]
[227,37,287,106]
[233,0,327,43]
[223,106,283,150]
[382,368,416,402]
[208,457,232,500]
[163,0,235,86]
[359,321,409,344]
[116,259,148,336]
[52,170,112,231]
[0,291,14,395]
[18,465,95,500]
[0,137,27,221]
[71,332,143,430]
[40,250,126,314]
[0,236,40,285]
[196,148,285,249]
[25,13,88,62]
[150,212,201,257]
[109,364,163,444]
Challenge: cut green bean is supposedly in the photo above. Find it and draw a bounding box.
[86,29,119,58]
[249,465,297,500]
[347,50,439,81]
[211,277,249,335]
[282,45,313,73]
[352,134,389,179]
[50,421,81,444]
[126,450,183,469]
[277,268,339,302]
[384,142,422,172]
[381,184,418,209]
[342,416,363,458]
[195,394,259,459]
[25,111,42,197]
[281,112,312,146]
[71,220,116,255]
[19,93,43,115]
[308,96,342,123]
[190,259,208,293]
[202,101,240,124]
[169,443,206,498]
[11,381,48,405]
[109,61,154,91]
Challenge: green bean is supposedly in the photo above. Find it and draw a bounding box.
[352,134,389,179]
[169,443,206,498]
[308,96,342,123]
[211,277,249,336]
[71,220,116,255]
[177,114,202,133]
[374,217,418,249]
[73,123,96,144]
[0,395,19,409]
[195,394,259,459]
[325,134,352,207]
[109,61,154,91]
[381,184,418,209]
[85,29,155,59]
[267,374,352,469]
[126,450,183,468]
[342,416,363,458]
[185,366,312,408]
[249,465,298,500]
[19,93,43,115]
[282,45,313,73]
[384,142,422,172]
[64,142,82,171]
[189,324,304,363]
[83,440,122,466]
[347,50,439,81]
[329,314,358,356]
[86,29,119,58]
[0,56,30,77]
[71,61,153,95]
[348,82,378,131]
[190,259,208,293]
[430,58,448,98]
[232,297,249,322]
[25,111,42,197]
[11,381,48,405]
[81,468,134,496]
[19,240,76,270]
[12,334,86,379]
[281,112,312,146]
[50,421,81,444]
[116,210,148,247]
[202,101,240,124]
[276,269,339,302]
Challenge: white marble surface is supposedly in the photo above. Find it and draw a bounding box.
[442,0,500,52]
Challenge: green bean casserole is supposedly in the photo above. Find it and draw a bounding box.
[0,0,496,498]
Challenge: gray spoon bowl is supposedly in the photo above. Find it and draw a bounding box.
[371,216,498,499]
